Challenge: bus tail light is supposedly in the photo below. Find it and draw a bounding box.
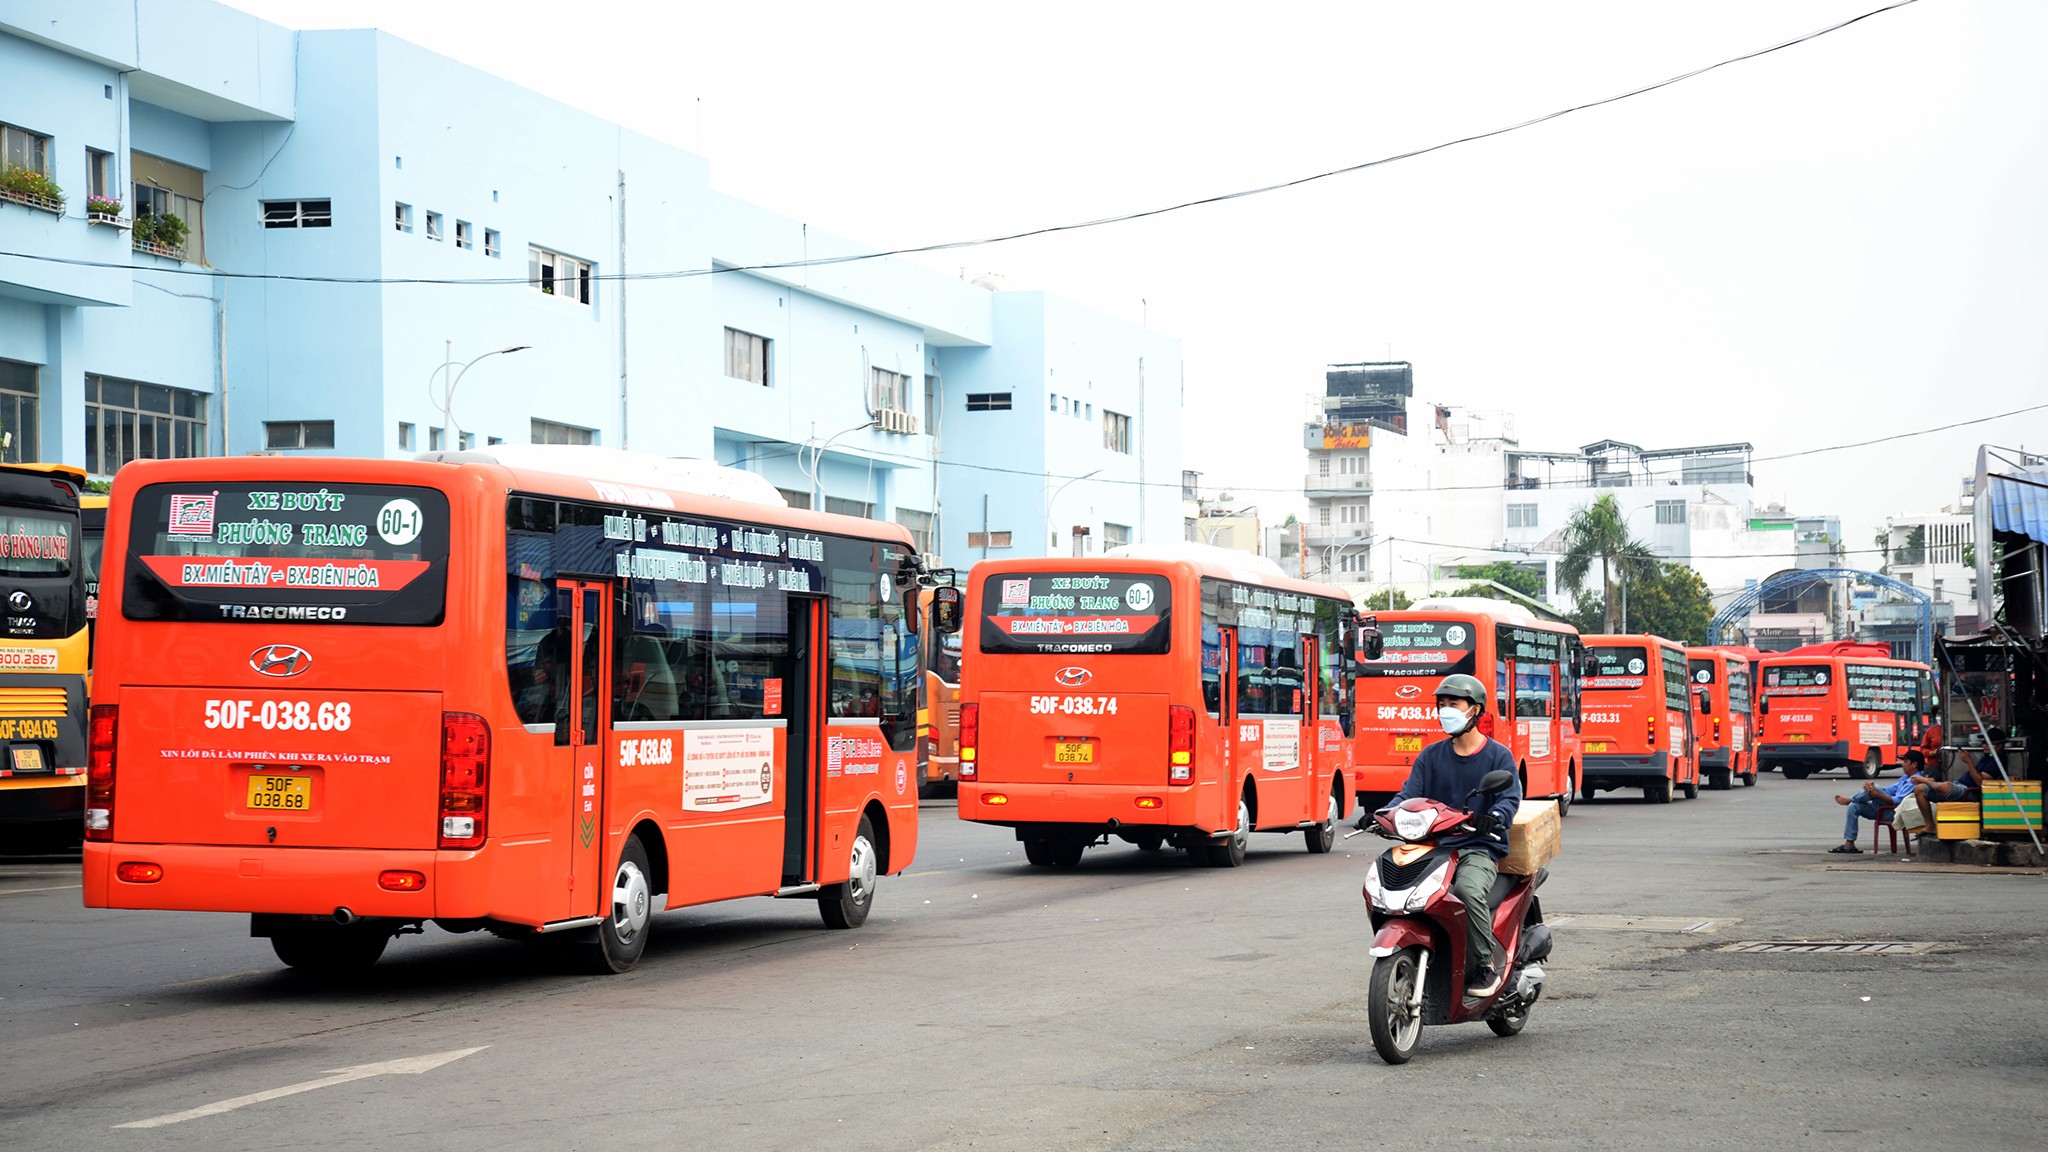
[1831,714,1838,738]
[85,705,118,842]
[379,870,427,892]
[1645,714,1657,748]
[958,703,979,781]
[1714,716,1723,742]
[1168,705,1195,783]
[439,712,490,850]
[115,861,162,884]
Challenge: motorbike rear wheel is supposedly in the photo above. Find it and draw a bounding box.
[1367,946,1425,1065]
[1487,996,1530,1037]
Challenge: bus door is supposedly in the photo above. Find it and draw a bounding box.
[1217,625,1240,810]
[1299,635,1323,815]
[782,597,824,885]
[559,580,612,920]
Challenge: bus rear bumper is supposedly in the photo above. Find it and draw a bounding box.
[0,775,86,823]
[82,843,483,920]
[1698,750,1732,771]
[957,782,1203,833]
[1581,752,1672,784]
[1758,741,1849,762]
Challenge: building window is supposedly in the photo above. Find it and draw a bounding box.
[870,367,909,412]
[132,152,206,262]
[529,245,593,305]
[394,202,412,233]
[398,422,415,451]
[967,530,1013,549]
[3,123,50,176]
[1184,517,1197,541]
[484,228,501,257]
[264,420,335,450]
[825,496,874,519]
[429,426,445,451]
[459,431,475,450]
[1339,454,1368,475]
[85,375,208,476]
[724,328,770,386]
[86,148,113,200]
[1507,504,1538,528]
[1655,499,1686,525]
[1339,503,1368,524]
[1103,410,1132,454]
[924,374,939,434]
[966,392,1012,411]
[261,199,332,228]
[1339,552,1370,574]
[1103,522,1131,549]
[1050,393,1059,413]
[0,359,39,465]
[532,418,596,445]
[776,487,811,510]
[455,220,473,249]
[895,509,935,554]
[487,435,504,446]
[425,211,443,241]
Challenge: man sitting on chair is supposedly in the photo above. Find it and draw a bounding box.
[1830,761,1920,854]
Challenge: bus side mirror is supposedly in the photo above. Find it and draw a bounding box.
[1697,691,1711,715]
[931,587,964,635]
[1758,696,1770,716]
[1353,612,1385,662]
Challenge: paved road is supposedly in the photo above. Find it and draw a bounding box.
[2,775,2043,1151]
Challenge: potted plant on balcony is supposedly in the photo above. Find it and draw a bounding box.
[86,196,125,226]
[132,211,189,259]
[0,166,66,213]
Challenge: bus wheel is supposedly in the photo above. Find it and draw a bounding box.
[1741,769,1758,787]
[586,836,654,971]
[1305,789,1338,854]
[1645,778,1672,804]
[1208,796,1250,868]
[1681,777,1699,800]
[1131,832,1165,853]
[271,922,390,976]
[1708,769,1731,791]
[1782,765,1811,780]
[1555,770,1574,818]
[820,815,879,928]
[1865,751,1885,779]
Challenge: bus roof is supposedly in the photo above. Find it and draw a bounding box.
[986,545,1350,601]
[1584,632,1688,650]
[1368,603,1577,634]
[3,461,88,486]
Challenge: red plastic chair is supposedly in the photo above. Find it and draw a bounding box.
[1871,802,1915,857]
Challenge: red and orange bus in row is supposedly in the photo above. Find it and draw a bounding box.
[1578,633,1701,803]
[82,448,956,974]
[1688,646,1757,790]
[1755,641,1932,779]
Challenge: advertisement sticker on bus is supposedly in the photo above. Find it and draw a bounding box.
[1260,718,1299,772]
[682,726,776,812]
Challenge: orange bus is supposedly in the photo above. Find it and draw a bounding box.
[956,545,1358,867]
[0,463,91,848]
[1755,641,1932,780]
[1350,599,1584,816]
[1687,646,1756,790]
[82,448,949,974]
[1578,633,1700,803]
[917,586,964,798]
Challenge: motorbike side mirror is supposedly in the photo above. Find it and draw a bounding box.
[1477,769,1515,795]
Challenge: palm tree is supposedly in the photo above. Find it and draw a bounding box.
[1555,494,1658,632]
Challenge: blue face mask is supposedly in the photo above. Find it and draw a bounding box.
[1437,705,1469,735]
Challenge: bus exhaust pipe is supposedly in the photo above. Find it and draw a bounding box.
[333,907,358,925]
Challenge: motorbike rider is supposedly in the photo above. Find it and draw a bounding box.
[1372,672,1522,997]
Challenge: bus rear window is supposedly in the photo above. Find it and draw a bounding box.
[979,571,1170,655]
[1689,659,1717,685]
[1358,619,1478,678]
[1762,664,1831,696]
[122,482,449,625]
[1585,645,1649,690]
[0,511,74,578]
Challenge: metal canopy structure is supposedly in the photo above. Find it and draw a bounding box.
[1709,568,1933,664]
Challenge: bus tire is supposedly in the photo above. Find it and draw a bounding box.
[1208,795,1250,868]
[1708,769,1731,791]
[1865,750,1886,779]
[586,835,655,971]
[1132,832,1165,853]
[1645,778,1672,804]
[1555,767,1575,818]
[271,921,390,976]
[820,815,879,928]
[1305,789,1338,854]
[1782,765,1811,780]
[1681,777,1699,800]
[1741,769,1758,787]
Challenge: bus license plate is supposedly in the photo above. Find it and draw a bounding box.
[247,774,312,811]
[1788,734,1807,742]
[9,746,45,772]
[1393,736,1423,752]
[1054,741,1093,764]
[1584,741,1608,753]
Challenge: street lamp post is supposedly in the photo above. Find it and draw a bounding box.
[429,341,532,444]
[804,419,880,510]
[1043,468,1102,555]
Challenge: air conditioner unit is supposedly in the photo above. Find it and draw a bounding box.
[879,408,918,435]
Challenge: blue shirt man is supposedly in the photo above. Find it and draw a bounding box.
[1831,772,1918,853]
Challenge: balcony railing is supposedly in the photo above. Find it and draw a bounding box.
[1304,473,1372,493]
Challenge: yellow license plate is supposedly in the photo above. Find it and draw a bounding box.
[1788,734,1807,743]
[9,746,45,772]
[247,774,312,811]
[1584,741,1608,753]
[1054,741,1093,764]
[1393,736,1424,752]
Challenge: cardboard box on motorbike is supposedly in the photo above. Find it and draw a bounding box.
[1500,799,1561,875]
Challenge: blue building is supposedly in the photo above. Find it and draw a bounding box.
[0,0,1181,565]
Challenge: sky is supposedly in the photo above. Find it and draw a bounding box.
[222,0,2048,561]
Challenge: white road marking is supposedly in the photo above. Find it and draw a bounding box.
[0,883,83,896]
[114,1046,489,1129]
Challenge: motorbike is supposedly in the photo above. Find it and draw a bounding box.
[1358,768,1552,1064]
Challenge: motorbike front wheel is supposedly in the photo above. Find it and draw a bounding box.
[1367,946,1426,1065]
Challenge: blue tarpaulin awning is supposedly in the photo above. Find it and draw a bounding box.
[1985,467,2048,544]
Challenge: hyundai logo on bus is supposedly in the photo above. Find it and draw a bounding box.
[250,644,313,678]
[1054,666,1093,687]
[1396,684,1424,699]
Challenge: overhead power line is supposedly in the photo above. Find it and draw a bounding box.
[0,1,1924,288]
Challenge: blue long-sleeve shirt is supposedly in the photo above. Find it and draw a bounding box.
[1389,736,1522,859]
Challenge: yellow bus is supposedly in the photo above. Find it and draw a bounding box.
[0,463,90,847]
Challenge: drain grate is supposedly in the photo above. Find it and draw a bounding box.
[1548,914,1734,933]
[1718,940,1946,955]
